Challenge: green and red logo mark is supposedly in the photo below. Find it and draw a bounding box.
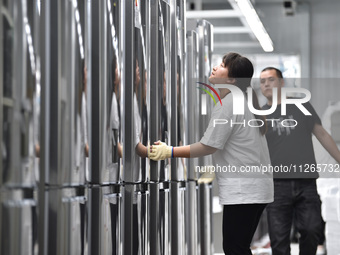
[196,82,222,106]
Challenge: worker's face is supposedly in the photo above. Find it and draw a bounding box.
[209,62,230,84]
[260,69,283,100]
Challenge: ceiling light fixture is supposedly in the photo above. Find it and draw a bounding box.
[235,0,274,52]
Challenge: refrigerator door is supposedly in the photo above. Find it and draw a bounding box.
[186,30,199,181]
[58,189,87,255]
[1,0,38,188]
[185,181,199,255]
[100,186,122,255]
[42,0,86,186]
[196,20,214,170]
[133,186,149,255]
[170,181,186,255]
[159,183,170,255]
[140,0,150,183]
[176,0,187,182]
[159,0,171,182]
[98,0,121,184]
[199,183,213,255]
[45,188,86,255]
[1,189,37,255]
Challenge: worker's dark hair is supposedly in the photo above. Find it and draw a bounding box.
[222,52,267,135]
[261,67,283,79]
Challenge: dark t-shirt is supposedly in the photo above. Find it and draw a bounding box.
[262,101,321,179]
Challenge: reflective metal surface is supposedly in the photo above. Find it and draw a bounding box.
[0,1,216,254]
[159,182,170,255]
[1,189,37,255]
[170,181,186,255]
[133,185,150,255]
[185,181,199,255]
[100,186,122,255]
[199,183,213,255]
[186,30,199,181]
[1,0,37,187]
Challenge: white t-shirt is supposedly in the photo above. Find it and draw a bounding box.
[200,93,274,205]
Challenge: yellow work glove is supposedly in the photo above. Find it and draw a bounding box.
[149,141,172,161]
[198,166,215,184]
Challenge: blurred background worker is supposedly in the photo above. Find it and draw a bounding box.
[260,67,340,255]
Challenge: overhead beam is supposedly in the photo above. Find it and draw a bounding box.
[213,26,252,34]
[214,42,260,48]
[186,9,242,19]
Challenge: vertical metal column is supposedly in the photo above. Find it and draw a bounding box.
[39,0,58,253]
[170,0,178,177]
[149,0,160,254]
[0,0,3,248]
[88,0,100,253]
[39,0,50,253]
[186,30,200,255]
[170,1,187,254]
[196,20,214,255]
[122,0,135,254]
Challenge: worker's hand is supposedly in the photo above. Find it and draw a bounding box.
[198,166,215,184]
[149,141,172,161]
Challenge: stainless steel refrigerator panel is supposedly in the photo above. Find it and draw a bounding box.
[185,181,199,255]
[170,181,186,255]
[159,182,170,255]
[1,0,38,187]
[171,0,187,181]
[141,189,150,255]
[159,0,171,182]
[149,0,161,182]
[97,0,121,185]
[186,30,199,181]
[139,0,150,183]
[41,0,86,186]
[100,186,122,255]
[196,20,213,169]
[169,0,178,181]
[199,183,213,255]
[149,182,160,255]
[1,189,37,255]
[133,186,150,255]
[121,0,136,184]
[131,0,150,183]
[57,0,86,186]
[0,0,3,187]
[55,188,87,255]
[87,0,121,185]
[52,188,87,254]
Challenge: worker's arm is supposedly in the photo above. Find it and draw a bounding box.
[136,142,148,158]
[149,141,216,161]
[313,123,340,163]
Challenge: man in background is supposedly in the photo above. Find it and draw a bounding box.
[260,67,340,255]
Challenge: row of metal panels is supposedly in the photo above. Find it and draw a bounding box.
[0,182,213,255]
[0,0,192,187]
[0,0,213,187]
[1,0,214,254]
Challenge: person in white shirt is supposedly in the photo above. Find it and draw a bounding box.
[149,52,274,255]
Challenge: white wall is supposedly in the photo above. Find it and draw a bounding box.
[218,0,340,116]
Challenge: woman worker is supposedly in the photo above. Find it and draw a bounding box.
[149,52,274,255]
